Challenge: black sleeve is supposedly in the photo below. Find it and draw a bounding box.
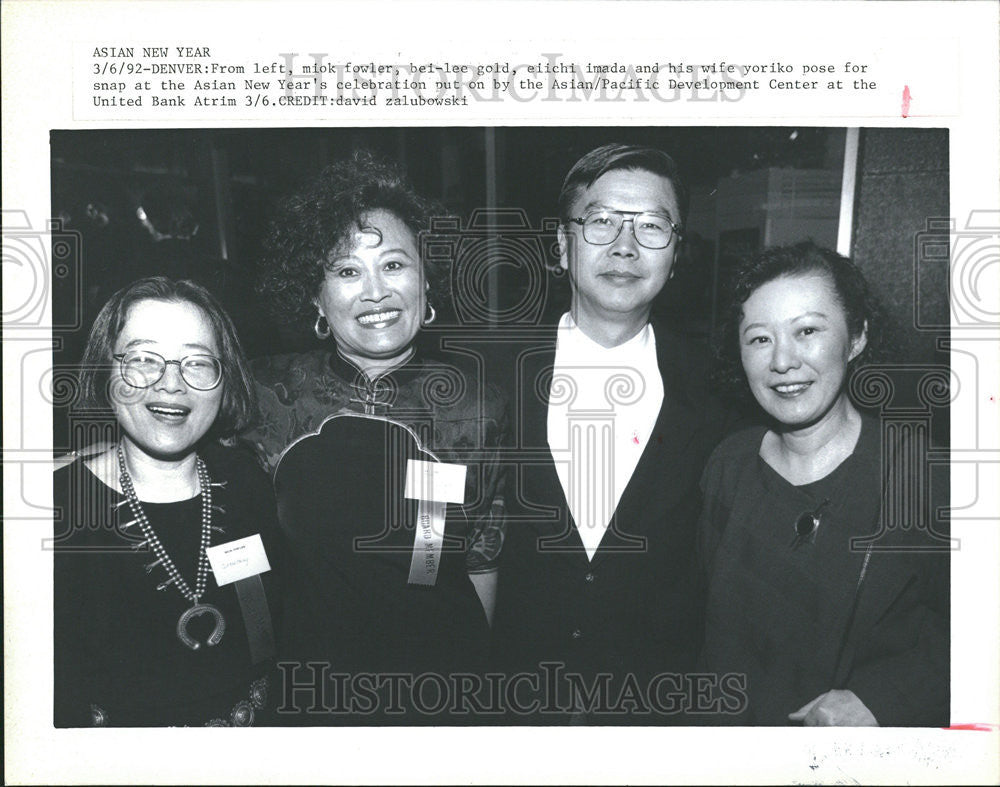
[464,382,509,575]
[53,465,97,727]
[846,548,950,726]
[846,458,951,728]
[54,552,92,727]
[696,448,734,579]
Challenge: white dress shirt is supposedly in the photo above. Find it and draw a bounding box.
[546,312,664,560]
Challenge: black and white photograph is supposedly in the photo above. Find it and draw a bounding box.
[49,126,951,728]
[3,2,998,784]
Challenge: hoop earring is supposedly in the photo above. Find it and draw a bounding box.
[314,313,331,340]
[423,303,437,326]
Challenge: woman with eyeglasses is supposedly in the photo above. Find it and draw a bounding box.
[53,277,282,726]
[697,242,949,726]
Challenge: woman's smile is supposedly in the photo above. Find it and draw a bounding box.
[770,381,813,397]
[144,400,193,421]
[356,308,402,328]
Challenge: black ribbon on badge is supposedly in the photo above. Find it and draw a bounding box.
[234,575,275,664]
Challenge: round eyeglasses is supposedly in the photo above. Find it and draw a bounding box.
[113,349,223,391]
[568,210,682,250]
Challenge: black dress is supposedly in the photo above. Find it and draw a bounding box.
[53,444,283,727]
[698,416,950,726]
[243,348,508,723]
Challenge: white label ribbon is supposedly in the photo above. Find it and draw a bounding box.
[404,459,466,586]
[406,499,448,586]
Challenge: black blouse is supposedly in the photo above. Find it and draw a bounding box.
[53,444,283,727]
[698,416,950,726]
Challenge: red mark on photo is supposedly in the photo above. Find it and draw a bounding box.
[944,723,996,731]
[902,85,912,118]
[632,430,640,445]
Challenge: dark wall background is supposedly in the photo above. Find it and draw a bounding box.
[49,126,843,354]
[852,128,950,365]
[850,128,950,442]
[50,126,949,452]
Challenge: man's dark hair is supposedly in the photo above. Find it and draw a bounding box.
[557,143,690,229]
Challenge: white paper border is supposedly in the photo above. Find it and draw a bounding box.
[4,1,998,784]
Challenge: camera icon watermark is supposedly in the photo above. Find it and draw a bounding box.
[2,211,83,331]
[422,209,561,327]
[914,210,999,330]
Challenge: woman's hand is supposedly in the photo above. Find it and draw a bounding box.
[789,689,879,726]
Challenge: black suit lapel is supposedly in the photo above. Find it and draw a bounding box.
[590,322,705,568]
[517,321,709,567]
[515,332,589,558]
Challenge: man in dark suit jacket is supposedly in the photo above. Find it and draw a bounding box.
[492,143,733,724]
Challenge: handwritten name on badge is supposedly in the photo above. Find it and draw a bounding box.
[206,534,271,586]
[404,459,467,504]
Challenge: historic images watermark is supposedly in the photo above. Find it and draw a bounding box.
[271,52,757,105]
[276,661,749,719]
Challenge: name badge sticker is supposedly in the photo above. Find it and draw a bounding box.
[404,459,467,504]
[206,534,271,586]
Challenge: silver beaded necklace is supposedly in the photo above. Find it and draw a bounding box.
[117,445,226,650]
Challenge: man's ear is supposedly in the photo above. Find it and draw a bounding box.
[556,226,570,272]
[849,320,869,362]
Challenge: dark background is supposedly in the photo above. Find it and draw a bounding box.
[50,126,950,452]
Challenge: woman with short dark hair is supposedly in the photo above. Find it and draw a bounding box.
[54,276,282,727]
[78,276,257,434]
[698,242,949,726]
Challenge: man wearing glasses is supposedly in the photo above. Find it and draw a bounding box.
[493,143,733,724]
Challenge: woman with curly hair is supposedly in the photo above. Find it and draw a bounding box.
[697,242,949,726]
[244,150,507,723]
